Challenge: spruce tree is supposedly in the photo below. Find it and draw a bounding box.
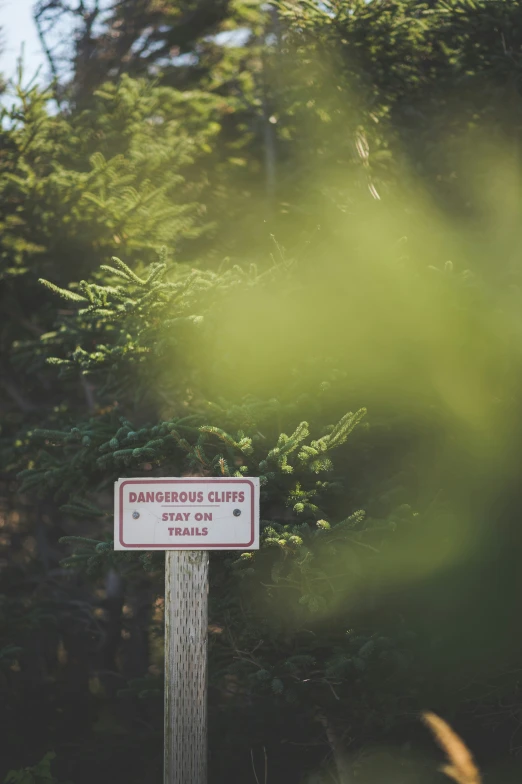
[0,66,235,777]
[8,247,425,780]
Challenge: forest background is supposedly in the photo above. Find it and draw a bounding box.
[3,1,522,783]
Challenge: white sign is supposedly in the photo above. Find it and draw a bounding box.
[114,477,259,550]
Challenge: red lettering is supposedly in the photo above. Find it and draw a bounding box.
[238,491,244,503]
[179,492,187,503]
[137,492,145,503]
[204,512,212,521]
[165,492,171,502]
[162,513,168,522]
[197,491,204,502]
[202,528,208,536]
[208,491,214,502]
[157,492,164,502]
[182,528,190,536]
[175,513,184,522]
[146,492,154,502]
[168,528,174,535]
[175,528,182,535]
[129,492,137,502]
[183,513,190,521]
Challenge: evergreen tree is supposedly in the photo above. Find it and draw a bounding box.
[32,0,288,260]
[0,68,236,777]
[6,3,522,782]
[0,64,228,490]
[9,218,522,782]
[275,0,522,223]
[13,250,421,780]
[34,0,265,99]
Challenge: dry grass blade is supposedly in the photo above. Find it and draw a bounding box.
[422,712,481,784]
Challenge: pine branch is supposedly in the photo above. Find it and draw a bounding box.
[39,279,88,302]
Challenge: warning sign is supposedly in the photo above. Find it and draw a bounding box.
[114,477,259,550]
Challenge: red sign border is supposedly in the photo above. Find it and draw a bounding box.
[118,478,256,549]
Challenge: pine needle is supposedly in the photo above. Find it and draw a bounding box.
[422,712,481,784]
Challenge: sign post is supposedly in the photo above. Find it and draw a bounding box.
[114,477,260,784]
[164,549,208,784]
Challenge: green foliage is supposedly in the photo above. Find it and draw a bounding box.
[11,252,422,769]
[0,73,224,283]
[5,3,522,782]
[274,0,522,210]
[3,753,70,784]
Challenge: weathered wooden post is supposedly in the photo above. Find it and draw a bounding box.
[164,550,208,784]
[114,477,259,784]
